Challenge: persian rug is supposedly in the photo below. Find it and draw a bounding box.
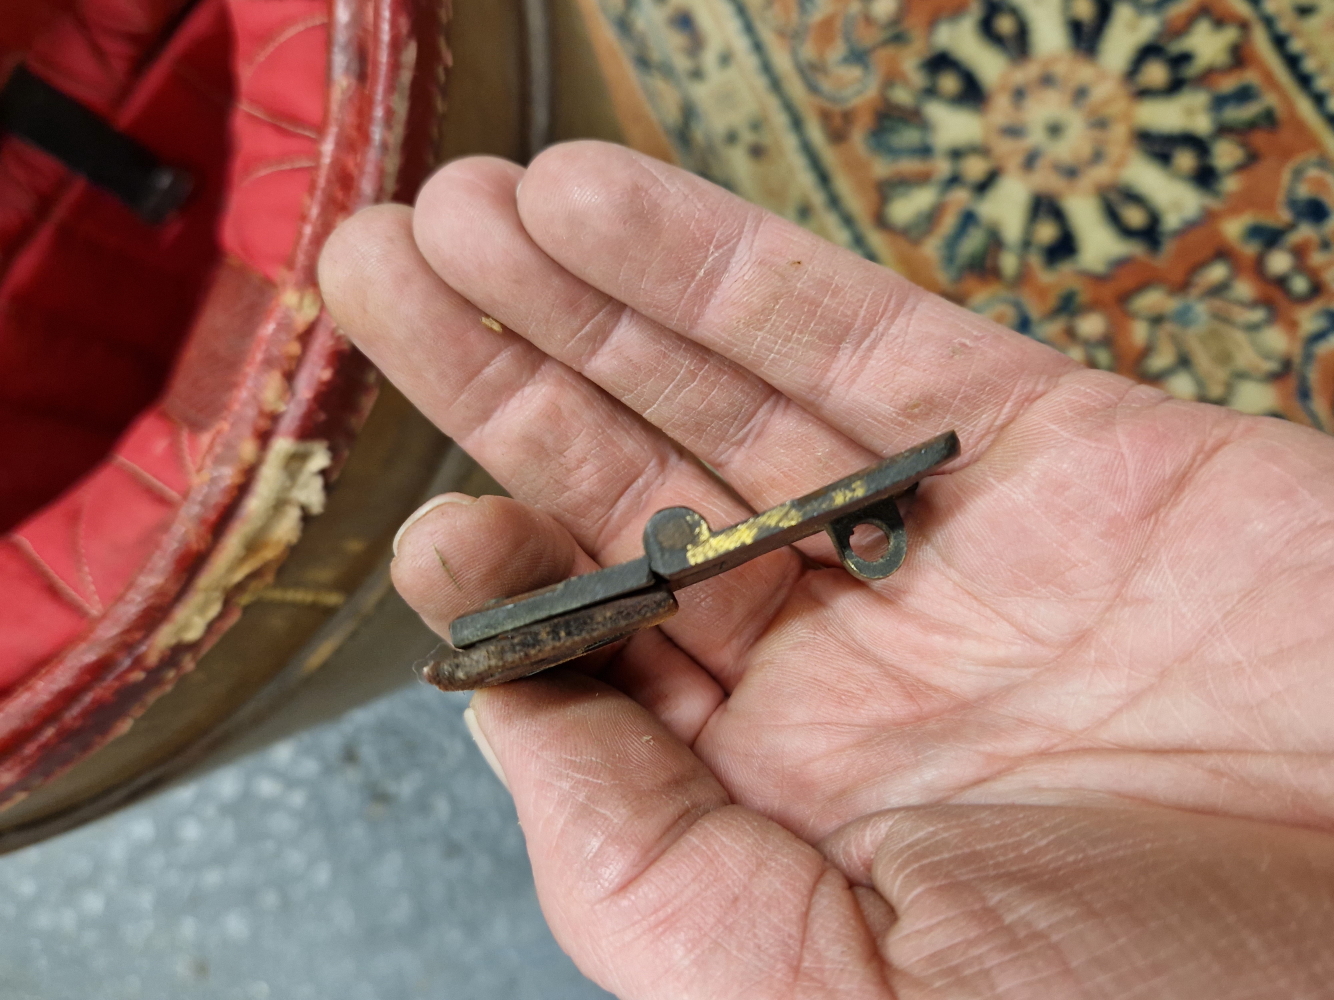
[586,0,1334,429]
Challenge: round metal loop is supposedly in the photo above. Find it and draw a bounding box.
[825,497,908,580]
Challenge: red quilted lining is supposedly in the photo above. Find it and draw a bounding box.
[0,0,229,535]
[0,0,329,693]
[0,2,80,70]
[222,0,327,278]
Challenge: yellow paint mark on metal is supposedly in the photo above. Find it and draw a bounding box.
[683,478,873,566]
[685,503,803,564]
[688,514,711,546]
[823,483,870,508]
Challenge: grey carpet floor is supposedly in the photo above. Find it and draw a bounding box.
[0,684,614,1000]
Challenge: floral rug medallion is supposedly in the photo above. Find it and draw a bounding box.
[594,0,1334,429]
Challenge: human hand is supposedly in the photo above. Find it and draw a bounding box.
[319,141,1334,998]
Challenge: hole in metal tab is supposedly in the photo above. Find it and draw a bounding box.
[849,522,890,562]
[826,497,908,580]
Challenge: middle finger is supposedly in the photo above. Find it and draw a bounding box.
[413,157,884,518]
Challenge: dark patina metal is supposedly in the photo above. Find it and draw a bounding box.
[422,430,960,691]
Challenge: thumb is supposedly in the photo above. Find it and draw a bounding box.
[468,672,891,1000]
[392,490,723,740]
[391,491,593,641]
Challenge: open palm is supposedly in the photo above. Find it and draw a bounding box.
[320,142,1334,999]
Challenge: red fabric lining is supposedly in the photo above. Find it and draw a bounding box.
[0,1,82,63]
[0,0,199,270]
[222,0,325,279]
[24,0,202,112]
[0,0,331,692]
[0,541,89,678]
[0,0,233,531]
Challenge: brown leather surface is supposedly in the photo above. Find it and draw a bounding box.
[565,0,675,163]
[549,0,626,147]
[435,0,528,164]
[434,0,629,165]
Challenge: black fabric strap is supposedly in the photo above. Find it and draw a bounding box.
[0,64,192,224]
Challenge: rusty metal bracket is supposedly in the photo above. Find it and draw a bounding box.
[422,430,959,690]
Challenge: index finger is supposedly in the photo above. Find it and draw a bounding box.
[516,141,1082,460]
